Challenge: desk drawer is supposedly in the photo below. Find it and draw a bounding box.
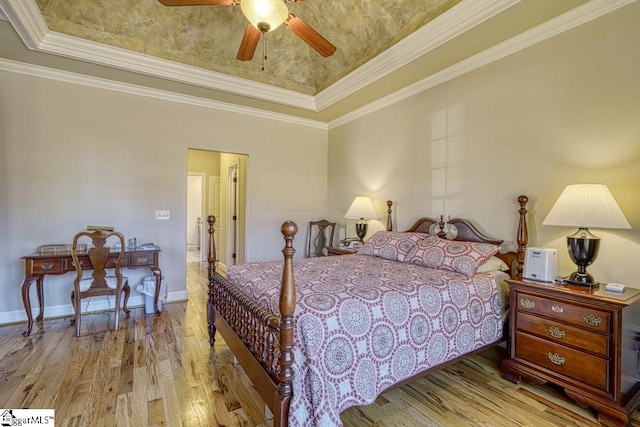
[66,257,90,270]
[516,291,610,333]
[106,254,130,268]
[66,254,130,269]
[130,252,155,267]
[30,259,64,274]
[517,312,609,357]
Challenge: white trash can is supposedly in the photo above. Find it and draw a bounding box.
[136,275,167,314]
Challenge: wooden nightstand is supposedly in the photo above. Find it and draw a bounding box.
[502,279,640,426]
[326,246,357,256]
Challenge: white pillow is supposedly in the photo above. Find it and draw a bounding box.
[476,256,509,273]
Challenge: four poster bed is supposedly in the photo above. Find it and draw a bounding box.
[206,195,529,427]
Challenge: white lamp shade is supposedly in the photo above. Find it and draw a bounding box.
[345,197,377,220]
[542,184,631,229]
[241,0,288,32]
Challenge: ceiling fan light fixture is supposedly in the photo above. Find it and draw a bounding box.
[241,0,288,33]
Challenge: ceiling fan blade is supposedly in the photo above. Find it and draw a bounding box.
[158,0,235,6]
[237,24,262,61]
[285,13,336,57]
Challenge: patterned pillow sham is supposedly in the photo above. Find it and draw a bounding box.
[405,235,499,277]
[358,231,426,262]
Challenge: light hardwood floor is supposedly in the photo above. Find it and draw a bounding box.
[2,262,640,426]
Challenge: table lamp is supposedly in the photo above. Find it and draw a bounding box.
[345,196,377,242]
[542,184,630,286]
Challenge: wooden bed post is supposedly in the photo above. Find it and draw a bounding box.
[437,215,446,238]
[276,221,297,426]
[207,215,216,345]
[386,201,393,231]
[516,195,528,280]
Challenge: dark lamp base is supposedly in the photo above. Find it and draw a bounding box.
[355,223,367,242]
[565,228,601,288]
[566,271,598,287]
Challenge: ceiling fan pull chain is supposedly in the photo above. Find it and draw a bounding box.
[262,35,267,72]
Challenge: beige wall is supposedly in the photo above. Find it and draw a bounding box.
[0,72,327,323]
[329,2,640,286]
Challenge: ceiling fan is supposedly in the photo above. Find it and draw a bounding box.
[158,0,336,61]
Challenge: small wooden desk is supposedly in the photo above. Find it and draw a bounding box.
[20,247,162,336]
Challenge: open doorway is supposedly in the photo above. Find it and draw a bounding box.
[186,149,248,274]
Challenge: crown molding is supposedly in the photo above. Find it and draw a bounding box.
[0,0,519,112]
[38,31,318,111]
[0,58,328,130]
[328,0,637,129]
[0,0,48,48]
[0,0,316,109]
[315,0,519,110]
[2,0,634,125]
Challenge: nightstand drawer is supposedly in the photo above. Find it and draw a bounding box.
[516,332,609,391]
[517,312,609,357]
[516,291,610,333]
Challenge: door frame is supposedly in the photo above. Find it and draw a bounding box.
[227,162,239,267]
[209,175,221,262]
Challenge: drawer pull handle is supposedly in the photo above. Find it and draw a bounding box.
[583,314,602,327]
[549,326,565,339]
[551,305,564,313]
[520,298,535,309]
[548,352,566,365]
[71,260,84,267]
[40,263,55,270]
[136,256,148,263]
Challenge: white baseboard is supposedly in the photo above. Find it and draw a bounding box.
[169,291,188,303]
[0,290,188,326]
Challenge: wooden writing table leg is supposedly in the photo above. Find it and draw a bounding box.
[35,276,45,321]
[151,267,162,314]
[21,276,39,336]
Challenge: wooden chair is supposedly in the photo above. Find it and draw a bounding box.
[70,229,130,337]
[306,220,336,257]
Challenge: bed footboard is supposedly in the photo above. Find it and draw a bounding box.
[210,271,280,374]
[206,216,297,427]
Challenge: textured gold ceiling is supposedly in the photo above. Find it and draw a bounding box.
[33,0,462,95]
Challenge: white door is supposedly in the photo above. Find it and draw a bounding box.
[187,173,205,261]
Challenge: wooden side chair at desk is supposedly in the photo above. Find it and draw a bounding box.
[70,229,130,337]
[306,220,336,258]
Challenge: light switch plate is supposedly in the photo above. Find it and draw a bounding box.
[155,210,171,220]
